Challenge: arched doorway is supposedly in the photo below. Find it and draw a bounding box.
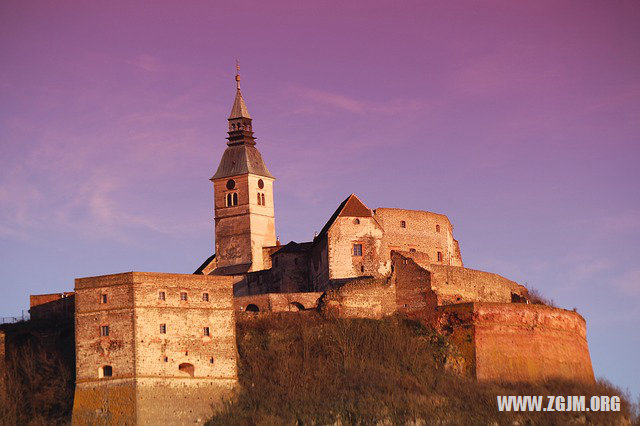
[245,304,259,312]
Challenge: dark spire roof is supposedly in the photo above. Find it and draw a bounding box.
[212,144,274,179]
[229,64,251,119]
[316,194,372,239]
[212,65,273,180]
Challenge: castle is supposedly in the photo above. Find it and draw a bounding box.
[23,69,595,425]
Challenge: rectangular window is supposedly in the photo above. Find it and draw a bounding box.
[409,248,416,253]
[100,294,107,304]
[437,251,443,262]
[203,327,210,336]
[353,243,363,257]
[158,291,166,301]
[100,325,109,337]
[400,220,406,228]
[202,292,209,302]
[180,292,187,301]
[160,324,166,334]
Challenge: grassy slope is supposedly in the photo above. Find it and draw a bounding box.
[210,313,635,425]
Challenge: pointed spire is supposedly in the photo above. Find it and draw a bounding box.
[229,60,251,119]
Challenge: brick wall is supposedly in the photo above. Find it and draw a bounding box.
[72,272,238,424]
[437,303,595,383]
[234,292,323,312]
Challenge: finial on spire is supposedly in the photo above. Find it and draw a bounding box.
[235,59,241,90]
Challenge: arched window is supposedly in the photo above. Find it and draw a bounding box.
[233,193,238,206]
[261,193,265,206]
[400,220,406,228]
[245,304,259,312]
[99,365,113,378]
[354,218,360,224]
[436,224,441,233]
[178,363,195,377]
[257,193,262,205]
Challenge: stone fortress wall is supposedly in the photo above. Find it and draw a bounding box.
[72,272,237,425]
[437,303,594,383]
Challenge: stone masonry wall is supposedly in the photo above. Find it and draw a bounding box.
[374,208,463,267]
[235,292,323,312]
[327,216,386,280]
[319,278,396,320]
[438,303,595,383]
[72,272,238,425]
[427,265,528,305]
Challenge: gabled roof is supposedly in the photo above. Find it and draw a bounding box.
[229,89,251,119]
[194,253,215,275]
[212,144,274,179]
[316,194,372,239]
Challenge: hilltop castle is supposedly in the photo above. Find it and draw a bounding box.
[22,70,595,425]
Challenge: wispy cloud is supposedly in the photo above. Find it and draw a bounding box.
[290,86,427,115]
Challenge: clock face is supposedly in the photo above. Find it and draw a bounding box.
[226,179,235,190]
[258,179,264,189]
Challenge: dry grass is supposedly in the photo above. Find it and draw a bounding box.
[0,320,74,426]
[210,312,634,425]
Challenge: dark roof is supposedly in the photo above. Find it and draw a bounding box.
[273,241,313,255]
[210,263,252,276]
[212,145,274,179]
[193,253,216,275]
[229,88,251,119]
[316,194,372,239]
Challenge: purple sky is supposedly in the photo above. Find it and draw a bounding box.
[1,1,639,396]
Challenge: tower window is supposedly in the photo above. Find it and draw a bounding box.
[100,294,108,304]
[100,325,110,337]
[160,324,167,334]
[437,251,443,262]
[257,192,262,205]
[164,356,168,362]
[99,365,113,378]
[226,192,239,207]
[261,193,265,206]
[158,291,166,301]
[226,179,235,190]
[353,244,363,257]
[354,218,360,225]
[203,327,210,336]
[210,357,214,364]
[436,224,441,233]
[180,292,188,301]
[258,179,264,189]
[400,220,406,228]
[202,292,209,302]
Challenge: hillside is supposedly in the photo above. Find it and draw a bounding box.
[210,313,635,425]
[0,314,637,425]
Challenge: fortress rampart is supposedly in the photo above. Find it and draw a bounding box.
[438,303,594,383]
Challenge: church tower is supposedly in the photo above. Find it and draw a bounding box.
[210,66,276,274]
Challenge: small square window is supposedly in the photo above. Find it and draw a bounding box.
[158,291,166,301]
[209,357,214,364]
[202,293,209,302]
[160,324,166,334]
[203,327,210,336]
[400,220,406,228]
[409,248,416,253]
[353,244,363,257]
[436,224,441,233]
[100,294,108,304]
[437,251,443,262]
[164,356,168,362]
[100,325,110,337]
[180,292,187,301]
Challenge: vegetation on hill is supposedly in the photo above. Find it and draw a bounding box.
[0,319,75,426]
[210,313,636,425]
